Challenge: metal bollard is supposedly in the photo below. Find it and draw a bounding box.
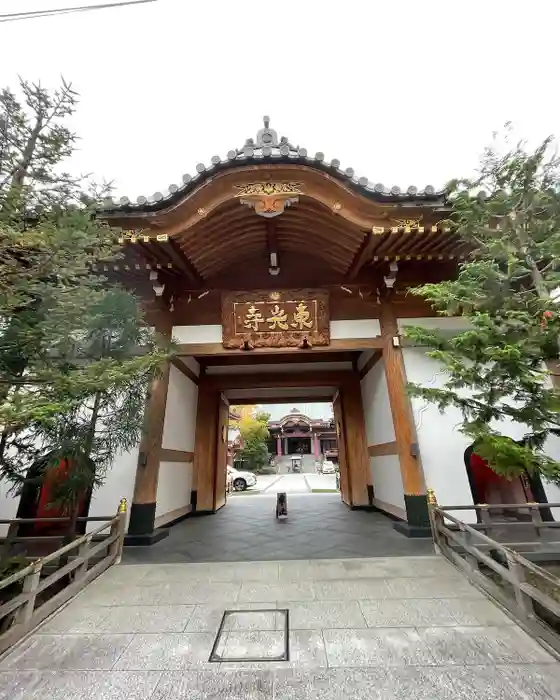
[276,492,288,519]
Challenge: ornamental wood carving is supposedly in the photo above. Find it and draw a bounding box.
[235,182,303,218]
[221,289,330,349]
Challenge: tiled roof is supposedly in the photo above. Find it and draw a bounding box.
[101,117,446,214]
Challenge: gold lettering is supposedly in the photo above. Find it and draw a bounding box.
[266,304,288,330]
[291,302,313,330]
[243,305,265,331]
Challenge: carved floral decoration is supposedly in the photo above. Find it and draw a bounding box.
[235,182,303,218]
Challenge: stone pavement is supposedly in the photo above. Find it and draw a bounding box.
[121,493,435,564]
[1,555,560,699]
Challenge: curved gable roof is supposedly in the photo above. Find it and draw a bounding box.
[102,117,446,215]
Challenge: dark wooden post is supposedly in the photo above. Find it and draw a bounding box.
[126,313,172,545]
[379,299,429,536]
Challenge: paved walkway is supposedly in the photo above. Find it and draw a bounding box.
[2,556,559,698]
[122,494,435,564]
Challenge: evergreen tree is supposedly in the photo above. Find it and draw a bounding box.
[405,131,560,482]
[0,78,169,533]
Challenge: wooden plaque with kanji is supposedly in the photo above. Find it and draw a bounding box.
[221,289,330,349]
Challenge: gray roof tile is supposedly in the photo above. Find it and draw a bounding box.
[103,117,446,214]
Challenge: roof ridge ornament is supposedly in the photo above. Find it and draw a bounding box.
[256,115,279,147]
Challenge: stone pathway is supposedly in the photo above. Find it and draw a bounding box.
[122,493,435,564]
[1,556,560,698]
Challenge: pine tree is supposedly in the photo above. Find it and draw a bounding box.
[0,78,169,534]
[405,131,560,482]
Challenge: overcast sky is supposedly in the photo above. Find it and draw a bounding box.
[2,1,558,419]
[1,0,559,201]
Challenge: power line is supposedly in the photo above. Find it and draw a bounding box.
[0,0,157,23]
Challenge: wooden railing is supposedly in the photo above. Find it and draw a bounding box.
[427,490,560,656]
[0,499,127,655]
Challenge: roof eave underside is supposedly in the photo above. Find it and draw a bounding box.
[101,153,448,217]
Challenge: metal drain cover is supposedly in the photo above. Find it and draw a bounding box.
[209,609,289,662]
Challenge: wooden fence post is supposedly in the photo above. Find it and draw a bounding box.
[75,536,92,581]
[527,502,543,541]
[463,527,479,572]
[478,505,497,539]
[14,560,43,626]
[505,550,535,620]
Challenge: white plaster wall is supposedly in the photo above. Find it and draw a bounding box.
[543,433,560,520]
[330,319,381,339]
[155,461,193,526]
[174,321,382,345]
[403,347,560,523]
[172,325,222,344]
[398,317,472,333]
[370,455,406,512]
[0,480,19,537]
[162,365,198,452]
[360,358,404,514]
[360,361,395,446]
[86,444,140,533]
[403,347,477,522]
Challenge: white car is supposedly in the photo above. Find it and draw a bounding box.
[321,460,335,474]
[227,466,257,492]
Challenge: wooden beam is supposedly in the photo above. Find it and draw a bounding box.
[170,356,200,385]
[229,393,335,405]
[359,351,382,379]
[199,351,358,367]
[345,232,375,281]
[203,369,353,391]
[368,441,398,457]
[178,337,384,357]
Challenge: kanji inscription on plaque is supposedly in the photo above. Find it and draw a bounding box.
[221,289,330,349]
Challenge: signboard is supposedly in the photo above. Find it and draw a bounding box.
[221,289,330,349]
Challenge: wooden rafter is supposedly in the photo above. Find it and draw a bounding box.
[164,238,204,288]
[345,232,376,281]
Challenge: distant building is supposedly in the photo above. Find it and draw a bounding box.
[267,408,338,460]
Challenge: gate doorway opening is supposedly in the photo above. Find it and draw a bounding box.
[228,401,339,499]
[191,351,372,518]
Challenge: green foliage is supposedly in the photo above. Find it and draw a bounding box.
[405,130,560,481]
[238,437,270,472]
[0,77,170,525]
[236,407,270,471]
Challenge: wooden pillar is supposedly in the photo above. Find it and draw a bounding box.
[313,433,320,459]
[339,375,371,507]
[276,435,282,456]
[214,394,229,511]
[192,379,219,512]
[126,312,173,545]
[379,299,429,536]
